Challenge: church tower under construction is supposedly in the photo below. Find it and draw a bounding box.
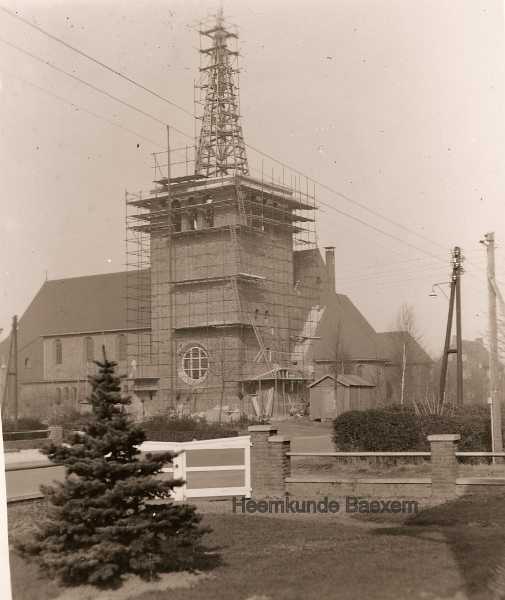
[125,11,319,420]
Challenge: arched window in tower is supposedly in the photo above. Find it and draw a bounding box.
[204,198,214,228]
[55,339,62,365]
[172,199,181,232]
[84,337,94,362]
[55,387,62,405]
[180,345,209,384]
[190,209,198,230]
[117,333,127,361]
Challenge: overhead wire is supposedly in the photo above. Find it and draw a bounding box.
[0,6,456,260]
[0,69,166,149]
[0,15,494,287]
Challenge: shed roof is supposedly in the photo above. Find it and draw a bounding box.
[308,373,375,388]
[337,374,375,388]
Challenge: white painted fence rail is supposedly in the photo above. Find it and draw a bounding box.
[141,435,252,501]
[5,435,252,503]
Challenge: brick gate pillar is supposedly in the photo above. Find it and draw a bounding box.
[428,434,460,498]
[249,425,291,498]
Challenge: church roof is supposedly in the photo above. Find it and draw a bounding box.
[293,249,386,362]
[375,331,432,365]
[0,271,128,353]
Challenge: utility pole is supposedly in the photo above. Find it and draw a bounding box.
[2,316,19,427]
[12,315,18,429]
[439,247,465,411]
[482,232,503,454]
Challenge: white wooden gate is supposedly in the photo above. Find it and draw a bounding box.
[140,435,251,501]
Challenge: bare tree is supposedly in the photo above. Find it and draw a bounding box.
[386,303,432,410]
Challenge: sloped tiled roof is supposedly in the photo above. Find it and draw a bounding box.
[308,374,375,388]
[337,374,375,387]
[375,331,432,365]
[0,271,130,352]
[293,249,385,362]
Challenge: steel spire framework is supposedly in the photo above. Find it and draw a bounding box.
[195,9,249,177]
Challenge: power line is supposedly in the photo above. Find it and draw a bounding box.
[0,4,194,119]
[1,70,166,149]
[0,5,462,260]
[0,32,486,276]
[0,35,192,141]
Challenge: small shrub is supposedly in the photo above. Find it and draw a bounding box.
[141,415,239,442]
[48,408,92,432]
[2,417,46,432]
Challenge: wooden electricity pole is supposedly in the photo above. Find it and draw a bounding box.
[439,247,464,411]
[1,315,18,428]
[482,232,503,454]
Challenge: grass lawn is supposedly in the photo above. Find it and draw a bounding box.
[8,494,505,600]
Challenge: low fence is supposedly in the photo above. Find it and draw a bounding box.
[6,426,505,504]
[247,426,505,500]
[5,434,251,503]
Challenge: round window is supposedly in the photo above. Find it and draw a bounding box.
[180,345,209,384]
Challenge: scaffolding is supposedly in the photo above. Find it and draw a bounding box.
[125,11,322,420]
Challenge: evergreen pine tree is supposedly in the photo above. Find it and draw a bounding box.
[19,349,208,586]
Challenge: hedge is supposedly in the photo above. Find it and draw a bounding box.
[141,415,240,442]
[333,405,494,452]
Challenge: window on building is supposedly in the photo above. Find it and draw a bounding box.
[181,345,209,383]
[189,209,198,231]
[55,387,62,405]
[71,387,77,405]
[24,357,31,369]
[55,339,62,365]
[84,336,94,362]
[264,310,270,323]
[254,308,260,320]
[204,205,214,228]
[117,333,127,361]
[64,387,70,403]
[172,199,182,232]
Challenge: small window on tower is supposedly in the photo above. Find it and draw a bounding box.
[171,199,181,232]
[55,339,63,365]
[204,205,214,228]
[117,334,127,361]
[84,337,94,362]
[187,208,198,231]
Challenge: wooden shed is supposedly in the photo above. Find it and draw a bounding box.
[309,374,376,421]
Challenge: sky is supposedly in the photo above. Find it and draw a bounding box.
[0,0,504,356]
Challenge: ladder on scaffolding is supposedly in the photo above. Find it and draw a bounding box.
[228,224,271,369]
